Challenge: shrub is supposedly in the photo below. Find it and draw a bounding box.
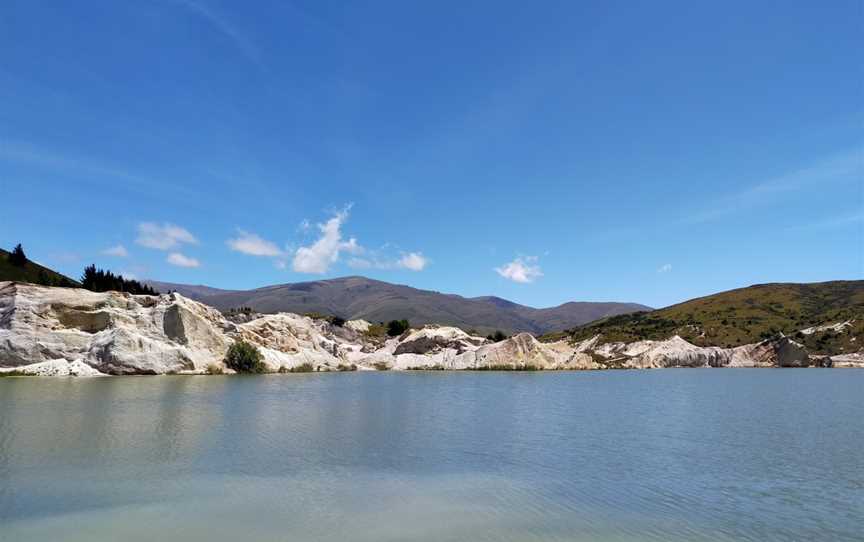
[225,341,266,373]
[363,324,387,339]
[486,330,507,342]
[386,319,410,336]
[205,364,224,375]
[279,363,314,373]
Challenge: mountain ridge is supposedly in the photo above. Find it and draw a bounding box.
[144,276,651,335]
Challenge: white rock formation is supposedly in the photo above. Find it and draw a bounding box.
[0,359,104,376]
[828,353,864,368]
[0,281,232,374]
[0,282,856,375]
[345,319,371,333]
[800,320,854,335]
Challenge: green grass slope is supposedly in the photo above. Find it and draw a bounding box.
[556,281,863,356]
[0,248,80,287]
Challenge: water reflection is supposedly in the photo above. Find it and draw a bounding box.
[1,370,862,541]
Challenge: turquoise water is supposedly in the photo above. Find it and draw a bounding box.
[1,370,862,541]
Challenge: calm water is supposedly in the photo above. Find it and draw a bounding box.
[1,370,862,541]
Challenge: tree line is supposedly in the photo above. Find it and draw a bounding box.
[6,243,156,295]
[80,264,157,295]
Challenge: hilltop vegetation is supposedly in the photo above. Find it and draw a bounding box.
[80,264,157,295]
[1,244,155,295]
[556,281,863,356]
[0,245,79,287]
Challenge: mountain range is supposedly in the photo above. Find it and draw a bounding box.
[145,276,651,335]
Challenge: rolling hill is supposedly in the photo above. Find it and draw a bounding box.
[0,248,79,287]
[145,276,650,335]
[559,280,863,355]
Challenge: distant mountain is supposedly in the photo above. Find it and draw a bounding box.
[145,276,650,334]
[563,280,863,356]
[0,248,80,287]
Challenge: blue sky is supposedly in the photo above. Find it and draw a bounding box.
[1,0,861,309]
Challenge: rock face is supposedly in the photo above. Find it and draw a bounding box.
[0,281,232,375]
[0,282,857,375]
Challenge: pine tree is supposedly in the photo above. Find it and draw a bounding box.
[9,244,27,267]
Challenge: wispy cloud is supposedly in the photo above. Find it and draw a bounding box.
[349,251,429,272]
[226,229,283,256]
[102,244,129,257]
[657,263,672,273]
[167,252,200,268]
[136,222,198,250]
[787,211,864,232]
[686,147,863,224]
[495,256,542,284]
[0,140,192,196]
[172,0,263,68]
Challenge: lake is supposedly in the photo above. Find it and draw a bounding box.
[1,370,862,541]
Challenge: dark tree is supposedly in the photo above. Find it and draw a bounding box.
[386,319,410,336]
[80,264,157,295]
[9,244,27,267]
[486,330,507,342]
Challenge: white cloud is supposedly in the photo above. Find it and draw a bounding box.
[495,256,542,283]
[226,229,282,256]
[136,222,198,250]
[102,244,128,257]
[289,206,426,274]
[167,252,200,268]
[657,263,672,273]
[341,238,364,255]
[397,252,428,271]
[292,208,362,274]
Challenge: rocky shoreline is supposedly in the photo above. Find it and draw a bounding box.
[0,282,860,376]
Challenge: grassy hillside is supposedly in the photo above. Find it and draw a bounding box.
[555,281,863,356]
[0,248,80,287]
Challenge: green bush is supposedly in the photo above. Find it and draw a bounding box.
[225,341,266,373]
[386,319,410,336]
[279,363,314,373]
[486,330,507,342]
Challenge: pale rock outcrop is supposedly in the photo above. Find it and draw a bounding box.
[829,353,864,368]
[0,358,104,376]
[393,326,486,355]
[0,282,232,374]
[587,335,809,369]
[800,320,854,335]
[345,319,371,333]
[237,313,355,371]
